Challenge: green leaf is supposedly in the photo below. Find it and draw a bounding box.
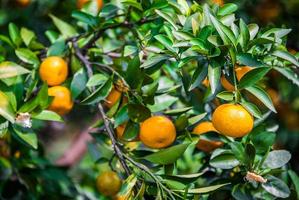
[0,61,30,79]
[47,40,66,56]
[218,3,238,16]
[140,55,169,69]
[162,172,205,183]
[125,56,143,89]
[124,45,138,57]
[208,63,221,94]
[81,78,112,105]
[86,74,108,87]
[238,67,270,89]
[229,142,246,163]
[273,67,299,87]
[128,104,151,123]
[20,27,35,46]
[13,125,38,150]
[0,91,15,123]
[143,143,190,165]
[15,48,39,65]
[122,121,139,141]
[272,50,299,67]
[114,105,129,128]
[263,150,291,169]
[250,131,275,153]
[240,101,262,119]
[155,9,178,30]
[217,91,234,101]
[210,149,240,169]
[262,175,290,198]
[71,11,99,27]
[288,170,299,199]
[8,23,22,47]
[37,83,49,110]
[32,110,63,122]
[236,53,263,67]
[154,34,177,53]
[188,113,207,126]
[238,19,250,51]
[71,68,87,99]
[0,34,14,47]
[244,143,255,169]
[248,24,259,40]
[122,0,143,11]
[49,14,77,38]
[246,86,276,113]
[175,183,230,194]
[205,5,236,47]
[189,62,208,91]
[164,107,192,116]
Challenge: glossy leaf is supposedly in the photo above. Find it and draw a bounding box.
[143,143,190,165]
[263,150,291,169]
[0,61,30,79]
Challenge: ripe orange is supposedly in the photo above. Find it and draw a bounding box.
[77,0,103,10]
[196,139,224,153]
[16,0,31,7]
[256,0,281,23]
[96,171,122,197]
[48,86,73,115]
[212,104,254,137]
[212,0,224,6]
[202,78,210,87]
[192,121,218,135]
[39,57,68,86]
[105,87,122,108]
[221,66,253,91]
[140,116,176,149]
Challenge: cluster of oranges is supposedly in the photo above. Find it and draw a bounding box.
[39,56,73,115]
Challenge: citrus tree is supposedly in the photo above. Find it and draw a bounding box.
[0,0,299,199]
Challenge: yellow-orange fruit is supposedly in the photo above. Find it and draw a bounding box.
[16,0,31,7]
[140,116,176,149]
[196,139,224,153]
[212,104,254,137]
[193,121,218,135]
[105,88,122,108]
[96,171,122,197]
[221,66,253,91]
[39,57,68,86]
[212,0,224,6]
[48,86,73,115]
[77,0,103,10]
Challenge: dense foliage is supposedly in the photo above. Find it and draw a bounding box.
[0,0,299,199]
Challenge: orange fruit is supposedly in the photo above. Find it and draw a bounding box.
[140,116,176,149]
[96,171,122,197]
[212,104,254,137]
[202,78,210,87]
[196,139,224,153]
[192,121,218,135]
[256,0,281,23]
[221,66,253,91]
[48,86,73,115]
[39,57,68,86]
[105,87,122,108]
[212,0,224,6]
[77,0,103,10]
[116,123,126,139]
[16,0,31,7]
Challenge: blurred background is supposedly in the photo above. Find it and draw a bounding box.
[0,0,298,198]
